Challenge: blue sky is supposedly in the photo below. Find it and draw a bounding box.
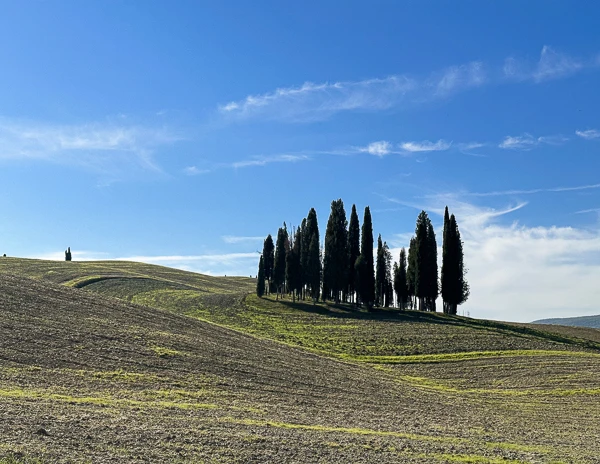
[1,1,600,322]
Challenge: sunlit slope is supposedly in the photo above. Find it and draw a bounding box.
[1,257,599,359]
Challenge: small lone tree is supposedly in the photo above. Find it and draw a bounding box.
[256,255,266,297]
[65,247,72,261]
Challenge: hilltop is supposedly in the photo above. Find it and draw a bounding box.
[1,258,600,462]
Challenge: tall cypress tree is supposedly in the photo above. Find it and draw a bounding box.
[406,237,417,310]
[262,235,275,295]
[442,213,470,315]
[394,248,408,310]
[414,211,438,311]
[286,226,303,302]
[441,206,451,314]
[307,233,321,303]
[426,220,439,312]
[375,235,385,307]
[323,199,348,303]
[256,255,266,297]
[356,206,375,309]
[347,204,360,304]
[302,209,319,300]
[273,224,289,299]
[384,241,393,307]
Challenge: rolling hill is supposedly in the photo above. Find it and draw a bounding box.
[1,258,600,462]
[534,314,600,329]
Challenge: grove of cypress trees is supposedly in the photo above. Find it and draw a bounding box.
[356,206,375,309]
[347,204,360,304]
[262,235,275,295]
[323,199,349,303]
[273,224,289,299]
[256,255,266,297]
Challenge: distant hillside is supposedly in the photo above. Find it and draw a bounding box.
[534,314,600,329]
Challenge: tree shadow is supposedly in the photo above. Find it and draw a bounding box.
[264,297,600,351]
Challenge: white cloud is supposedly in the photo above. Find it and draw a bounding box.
[358,141,393,157]
[498,133,538,150]
[222,235,264,244]
[534,45,584,82]
[432,61,485,95]
[218,47,600,124]
[504,46,586,82]
[388,196,600,322]
[183,166,210,175]
[463,182,600,197]
[498,133,567,150]
[230,153,310,169]
[0,119,181,174]
[576,129,600,140]
[400,140,451,153]
[219,77,417,122]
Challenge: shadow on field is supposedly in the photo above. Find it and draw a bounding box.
[270,297,600,352]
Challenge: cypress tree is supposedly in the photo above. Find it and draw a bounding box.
[375,235,385,307]
[323,199,348,303]
[394,247,408,310]
[441,206,451,314]
[442,213,470,315]
[426,220,439,312]
[414,211,438,311]
[406,237,417,309]
[347,204,360,304]
[286,227,303,302]
[357,206,375,309]
[384,241,393,307]
[256,255,266,297]
[302,209,319,300]
[273,224,289,299]
[262,235,275,295]
[307,233,321,303]
[354,254,367,308]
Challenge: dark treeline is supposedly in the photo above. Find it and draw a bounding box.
[256,199,469,314]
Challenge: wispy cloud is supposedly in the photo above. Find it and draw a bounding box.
[575,208,600,215]
[219,76,417,122]
[504,46,587,82]
[439,182,600,198]
[0,119,181,174]
[432,62,485,96]
[400,140,451,153]
[222,235,264,244]
[499,133,567,150]
[230,153,310,169]
[576,129,600,140]
[183,166,210,175]
[358,141,394,157]
[218,47,599,124]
